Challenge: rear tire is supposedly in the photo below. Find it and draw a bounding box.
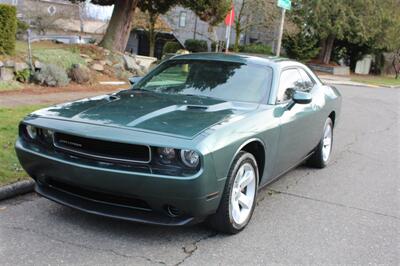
[206,151,258,234]
[307,118,333,168]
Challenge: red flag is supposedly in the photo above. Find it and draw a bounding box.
[225,5,235,26]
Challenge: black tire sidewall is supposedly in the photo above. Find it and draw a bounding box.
[226,152,259,231]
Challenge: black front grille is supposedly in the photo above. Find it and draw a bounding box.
[47,179,152,211]
[53,132,151,163]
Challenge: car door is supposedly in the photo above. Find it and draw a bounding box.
[272,68,319,176]
[297,67,327,145]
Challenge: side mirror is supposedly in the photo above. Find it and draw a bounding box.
[129,76,143,86]
[292,90,312,104]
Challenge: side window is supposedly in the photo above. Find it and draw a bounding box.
[277,69,303,103]
[298,68,316,92]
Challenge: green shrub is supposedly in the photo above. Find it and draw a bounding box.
[33,49,85,70]
[15,69,31,83]
[283,33,320,61]
[0,4,17,55]
[240,44,272,55]
[163,41,182,54]
[184,39,208,53]
[34,64,70,87]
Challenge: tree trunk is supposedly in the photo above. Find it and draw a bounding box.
[148,27,155,58]
[148,14,157,58]
[322,35,335,65]
[393,49,400,79]
[234,21,241,52]
[99,0,138,52]
[318,39,327,62]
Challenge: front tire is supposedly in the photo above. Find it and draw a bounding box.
[308,117,333,168]
[206,151,258,234]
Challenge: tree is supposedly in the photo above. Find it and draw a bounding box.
[182,0,230,27]
[137,0,177,57]
[182,0,230,51]
[283,30,320,61]
[378,0,400,79]
[289,0,392,65]
[72,0,230,53]
[232,0,277,52]
[71,0,138,52]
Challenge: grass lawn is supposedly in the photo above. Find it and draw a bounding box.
[351,75,400,87]
[0,105,45,186]
[17,41,86,69]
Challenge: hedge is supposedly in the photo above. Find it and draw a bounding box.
[0,4,17,55]
[241,44,272,55]
[184,39,208,53]
[163,41,182,54]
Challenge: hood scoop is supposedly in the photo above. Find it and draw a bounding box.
[186,105,209,111]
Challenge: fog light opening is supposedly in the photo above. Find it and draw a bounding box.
[165,205,181,218]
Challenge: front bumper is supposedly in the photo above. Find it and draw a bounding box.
[15,139,224,226]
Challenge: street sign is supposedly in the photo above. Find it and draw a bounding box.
[277,0,291,10]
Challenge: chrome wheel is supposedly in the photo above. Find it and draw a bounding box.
[230,162,256,225]
[322,123,333,162]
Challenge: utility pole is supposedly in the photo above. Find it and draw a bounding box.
[276,0,291,57]
[193,16,198,40]
[78,2,85,43]
[276,8,285,57]
[27,29,33,71]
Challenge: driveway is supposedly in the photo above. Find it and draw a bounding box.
[0,85,399,265]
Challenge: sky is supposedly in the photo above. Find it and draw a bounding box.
[84,1,113,21]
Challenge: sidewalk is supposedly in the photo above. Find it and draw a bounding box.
[318,74,400,88]
[318,74,380,88]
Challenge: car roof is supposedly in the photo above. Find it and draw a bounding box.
[171,52,300,68]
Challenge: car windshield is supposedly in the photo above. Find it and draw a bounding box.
[134,60,272,103]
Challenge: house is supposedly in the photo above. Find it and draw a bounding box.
[0,0,110,40]
[126,9,178,59]
[126,2,278,58]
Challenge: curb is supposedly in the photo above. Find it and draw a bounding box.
[0,180,35,201]
[321,80,380,88]
[321,79,400,89]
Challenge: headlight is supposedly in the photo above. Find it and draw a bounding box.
[26,125,38,139]
[180,150,200,168]
[42,129,54,143]
[158,147,176,163]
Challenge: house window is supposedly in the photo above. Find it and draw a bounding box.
[179,11,187,27]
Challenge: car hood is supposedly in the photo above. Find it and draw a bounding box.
[31,90,256,139]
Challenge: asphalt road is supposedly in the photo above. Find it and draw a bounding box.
[0,85,399,265]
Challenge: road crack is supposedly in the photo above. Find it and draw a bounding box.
[175,232,218,266]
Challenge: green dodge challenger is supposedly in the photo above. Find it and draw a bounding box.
[16,53,341,234]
